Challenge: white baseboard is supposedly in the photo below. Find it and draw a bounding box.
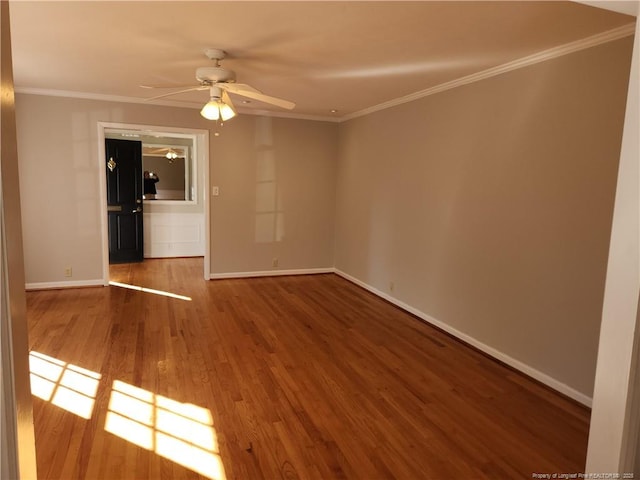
[334,269,592,407]
[25,279,106,291]
[209,267,334,280]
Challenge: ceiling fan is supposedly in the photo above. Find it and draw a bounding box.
[141,48,296,121]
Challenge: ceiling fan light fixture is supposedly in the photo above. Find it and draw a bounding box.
[145,49,294,117]
[219,102,236,121]
[200,99,220,120]
[200,97,236,122]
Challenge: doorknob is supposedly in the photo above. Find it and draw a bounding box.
[132,207,142,213]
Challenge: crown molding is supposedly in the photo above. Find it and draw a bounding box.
[341,22,636,122]
[238,108,340,122]
[574,1,638,17]
[13,87,340,123]
[13,87,193,108]
[15,22,635,125]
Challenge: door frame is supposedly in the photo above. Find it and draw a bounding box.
[97,122,210,283]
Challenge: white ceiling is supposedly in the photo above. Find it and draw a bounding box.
[8,1,636,121]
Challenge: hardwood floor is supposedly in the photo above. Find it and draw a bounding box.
[26,258,590,479]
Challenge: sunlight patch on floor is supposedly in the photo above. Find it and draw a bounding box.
[30,352,226,479]
[29,351,101,420]
[108,280,192,301]
[105,380,226,480]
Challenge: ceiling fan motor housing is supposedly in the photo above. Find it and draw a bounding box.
[196,66,236,84]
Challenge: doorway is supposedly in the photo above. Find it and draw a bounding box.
[97,122,210,282]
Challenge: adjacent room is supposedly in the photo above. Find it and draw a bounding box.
[1,1,639,479]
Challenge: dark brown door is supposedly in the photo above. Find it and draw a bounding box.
[106,139,143,264]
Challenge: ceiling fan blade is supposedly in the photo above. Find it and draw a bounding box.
[220,83,261,94]
[144,86,207,101]
[237,90,296,110]
[221,90,236,112]
[140,83,198,89]
[220,83,295,110]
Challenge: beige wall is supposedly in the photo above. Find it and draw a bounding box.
[334,37,634,398]
[209,115,338,274]
[14,95,338,283]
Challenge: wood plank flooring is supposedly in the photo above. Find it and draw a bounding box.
[26,257,590,479]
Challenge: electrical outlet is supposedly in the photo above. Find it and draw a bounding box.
[64,267,73,278]
[272,257,279,267]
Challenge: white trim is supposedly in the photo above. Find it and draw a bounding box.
[239,109,340,123]
[14,87,192,108]
[341,22,636,121]
[25,279,104,291]
[574,1,639,17]
[15,22,634,125]
[585,16,640,473]
[97,124,109,287]
[209,267,333,280]
[201,132,211,281]
[334,269,593,407]
[14,87,340,123]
